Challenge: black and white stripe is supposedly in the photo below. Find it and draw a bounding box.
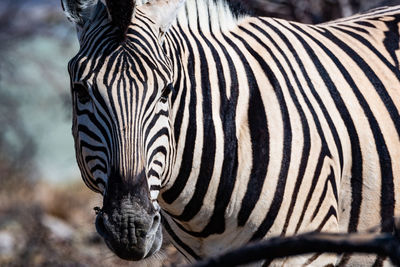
[64,0,400,265]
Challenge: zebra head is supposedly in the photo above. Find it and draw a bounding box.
[62,0,183,260]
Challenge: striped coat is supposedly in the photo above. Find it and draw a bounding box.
[62,0,400,265]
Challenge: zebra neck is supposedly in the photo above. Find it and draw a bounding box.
[158,0,252,209]
[163,0,250,93]
[160,11,252,200]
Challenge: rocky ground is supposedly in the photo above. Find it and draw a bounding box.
[0,179,187,266]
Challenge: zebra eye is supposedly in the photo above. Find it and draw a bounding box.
[161,83,174,101]
[73,82,90,104]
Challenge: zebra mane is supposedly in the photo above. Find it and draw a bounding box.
[137,0,249,32]
[178,0,249,32]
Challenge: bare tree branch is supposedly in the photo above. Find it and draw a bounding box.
[190,219,400,267]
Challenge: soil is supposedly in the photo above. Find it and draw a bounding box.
[0,180,187,267]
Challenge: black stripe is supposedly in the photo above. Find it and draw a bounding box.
[259,19,344,181]
[191,23,240,236]
[243,23,314,236]
[162,215,201,260]
[144,110,169,140]
[90,164,107,174]
[231,29,271,228]
[331,24,400,125]
[295,152,328,233]
[148,147,167,165]
[225,31,292,241]
[310,24,395,232]
[80,141,109,159]
[76,100,114,153]
[85,155,108,169]
[77,125,103,143]
[146,128,170,153]
[150,184,161,191]
[162,23,198,205]
[175,15,217,222]
[153,160,163,167]
[282,21,363,233]
[317,206,338,232]
[312,167,338,220]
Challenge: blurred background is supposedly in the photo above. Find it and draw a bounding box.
[1,0,400,266]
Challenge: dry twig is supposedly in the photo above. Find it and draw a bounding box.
[191,219,400,267]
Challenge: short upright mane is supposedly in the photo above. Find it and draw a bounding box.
[138,0,249,32]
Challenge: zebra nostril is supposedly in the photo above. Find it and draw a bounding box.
[150,213,161,234]
[95,214,107,238]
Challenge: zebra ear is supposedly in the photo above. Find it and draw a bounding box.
[61,0,98,26]
[140,0,185,40]
[105,0,137,39]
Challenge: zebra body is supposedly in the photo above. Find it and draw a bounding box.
[164,4,400,264]
[62,0,400,265]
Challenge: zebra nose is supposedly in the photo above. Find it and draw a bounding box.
[95,211,161,260]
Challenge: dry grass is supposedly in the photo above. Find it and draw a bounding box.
[0,179,186,266]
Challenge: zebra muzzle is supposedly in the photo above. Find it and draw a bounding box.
[95,202,162,261]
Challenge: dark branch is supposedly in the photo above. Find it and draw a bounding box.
[190,219,400,267]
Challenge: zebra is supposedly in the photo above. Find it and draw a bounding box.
[61,0,400,265]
